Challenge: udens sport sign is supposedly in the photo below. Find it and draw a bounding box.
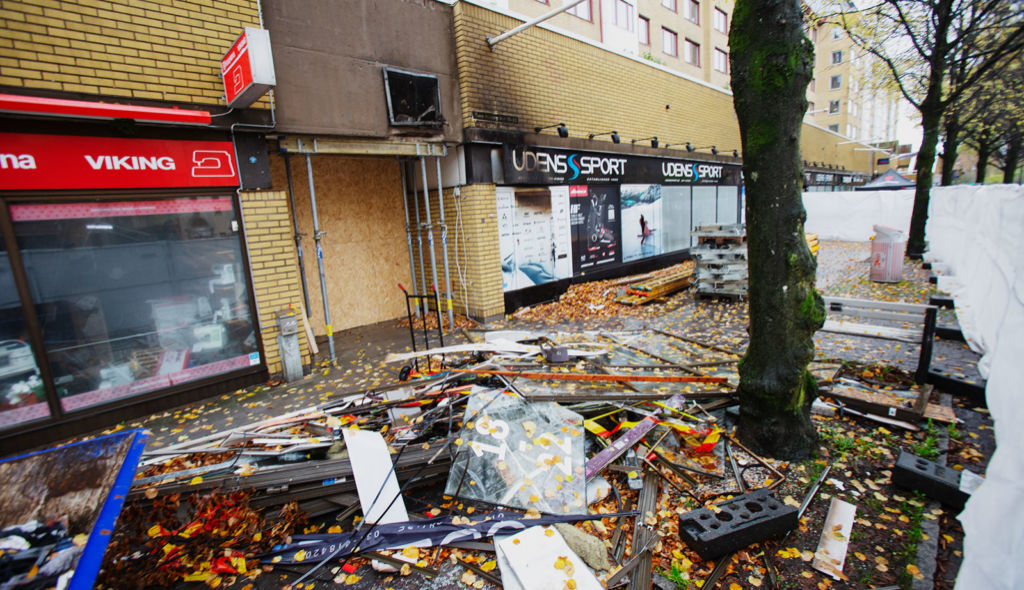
[502,145,739,186]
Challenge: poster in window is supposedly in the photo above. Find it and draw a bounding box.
[497,187,573,291]
[570,185,621,274]
[661,186,692,252]
[621,184,663,262]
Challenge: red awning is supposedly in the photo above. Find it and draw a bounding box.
[0,93,212,125]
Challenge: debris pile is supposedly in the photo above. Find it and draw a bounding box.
[92,325,981,589]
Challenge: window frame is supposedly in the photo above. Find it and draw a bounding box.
[661,0,676,12]
[713,47,728,73]
[568,0,592,21]
[686,0,700,24]
[638,15,650,45]
[612,0,635,32]
[829,99,841,114]
[713,8,727,33]
[830,74,842,90]
[831,50,843,65]
[662,27,678,56]
[684,38,700,66]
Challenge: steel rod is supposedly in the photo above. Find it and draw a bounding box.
[434,156,454,329]
[305,154,336,362]
[399,159,420,318]
[420,157,441,326]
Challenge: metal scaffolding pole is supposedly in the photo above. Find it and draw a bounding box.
[283,154,312,316]
[399,159,420,317]
[410,160,430,318]
[419,157,443,331]
[434,156,454,328]
[305,154,336,362]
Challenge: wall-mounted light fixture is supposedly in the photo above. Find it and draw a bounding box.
[730,149,740,158]
[688,144,719,155]
[631,136,659,148]
[534,122,569,138]
[588,130,621,143]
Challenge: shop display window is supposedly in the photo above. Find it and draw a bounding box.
[11,196,259,413]
[0,233,48,430]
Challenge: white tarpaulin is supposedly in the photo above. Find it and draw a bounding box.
[802,189,915,241]
[924,184,1024,590]
[801,185,1024,588]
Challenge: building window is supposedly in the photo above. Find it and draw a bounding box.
[662,0,676,12]
[714,8,727,33]
[11,196,258,414]
[685,0,700,23]
[684,39,700,66]
[811,26,818,42]
[568,0,592,20]
[832,27,842,40]
[613,0,635,31]
[830,75,842,90]
[714,48,728,72]
[808,101,816,113]
[831,50,843,64]
[810,78,816,91]
[662,28,678,56]
[828,124,840,132]
[639,16,650,44]
[535,0,549,4]
[829,99,840,114]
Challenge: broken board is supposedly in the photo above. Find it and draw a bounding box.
[342,428,409,525]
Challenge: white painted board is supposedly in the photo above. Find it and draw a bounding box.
[342,428,409,525]
[494,525,603,590]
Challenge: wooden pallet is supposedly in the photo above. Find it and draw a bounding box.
[806,233,819,256]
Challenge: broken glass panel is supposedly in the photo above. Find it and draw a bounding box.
[446,387,586,514]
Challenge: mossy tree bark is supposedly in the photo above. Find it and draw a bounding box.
[729,0,823,459]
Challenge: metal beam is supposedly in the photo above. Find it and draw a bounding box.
[280,136,446,157]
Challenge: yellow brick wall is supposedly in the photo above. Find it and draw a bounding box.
[0,0,262,105]
[411,183,505,321]
[454,2,871,175]
[239,189,313,376]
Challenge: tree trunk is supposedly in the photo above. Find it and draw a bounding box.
[975,132,991,184]
[729,0,822,459]
[976,147,990,183]
[940,112,960,186]
[906,0,954,259]
[1004,130,1021,184]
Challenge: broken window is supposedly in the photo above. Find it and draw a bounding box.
[445,387,586,514]
[383,67,443,128]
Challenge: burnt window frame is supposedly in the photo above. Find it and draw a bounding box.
[382,67,444,128]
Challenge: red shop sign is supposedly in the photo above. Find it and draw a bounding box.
[0,133,238,190]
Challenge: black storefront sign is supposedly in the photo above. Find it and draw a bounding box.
[502,145,740,186]
[570,185,621,273]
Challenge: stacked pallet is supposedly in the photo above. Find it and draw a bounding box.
[691,224,748,298]
[615,266,694,305]
[806,233,820,256]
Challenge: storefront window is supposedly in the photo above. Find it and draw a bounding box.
[0,232,48,430]
[12,196,259,413]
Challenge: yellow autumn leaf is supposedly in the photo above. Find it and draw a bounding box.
[189,476,203,485]
[749,575,763,587]
[729,584,742,590]
[345,574,361,585]
[293,550,306,562]
[481,560,497,572]
[328,525,342,534]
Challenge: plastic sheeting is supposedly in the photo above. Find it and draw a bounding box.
[923,184,1024,590]
[802,189,915,241]
[800,185,1024,588]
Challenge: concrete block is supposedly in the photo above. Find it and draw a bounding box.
[678,488,797,560]
[892,450,969,510]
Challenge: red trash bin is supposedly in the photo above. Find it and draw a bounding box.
[869,225,906,282]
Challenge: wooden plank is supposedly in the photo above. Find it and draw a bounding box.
[824,386,957,424]
[825,306,927,324]
[820,320,921,343]
[822,296,933,314]
[450,369,727,384]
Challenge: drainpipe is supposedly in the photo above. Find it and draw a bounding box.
[420,157,442,331]
[435,156,454,328]
[305,154,336,363]
[399,159,420,317]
